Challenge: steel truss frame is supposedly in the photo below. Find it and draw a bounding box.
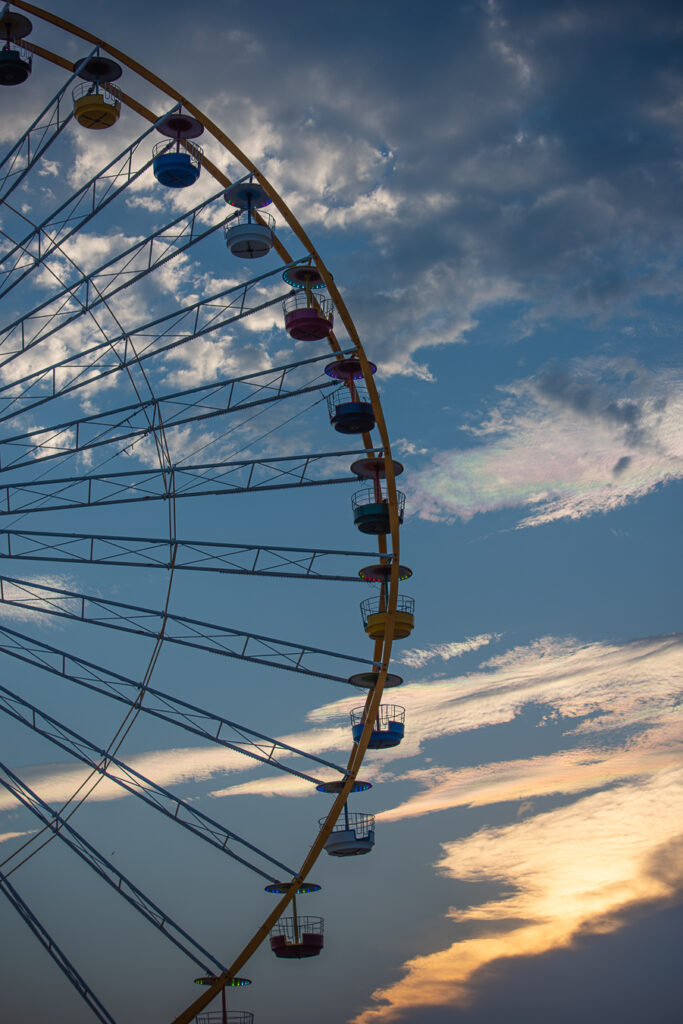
[0,448,363,516]
[0,186,233,368]
[0,573,373,680]
[0,48,99,203]
[0,351,340,472]
[0,621,349,782]
[0,527,377,581]
[0,103,180,299]
[0,249,306,387]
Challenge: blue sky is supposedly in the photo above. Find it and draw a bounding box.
[0,2,681,1023]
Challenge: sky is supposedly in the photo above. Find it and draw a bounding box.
[0,1,681,1023]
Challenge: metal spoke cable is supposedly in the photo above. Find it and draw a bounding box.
[0,762,227,975]
[0,868,117,1024]
[0,683,296,882]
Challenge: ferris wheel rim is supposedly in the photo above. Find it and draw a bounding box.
[3,5,406,1020]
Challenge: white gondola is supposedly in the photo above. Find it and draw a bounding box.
[320,809,375,857]
[224,180,274,258]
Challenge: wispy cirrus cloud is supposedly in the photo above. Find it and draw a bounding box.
[398,633,499,669]
[407,357,683,526]
[0,829,35,844]
[206,632,683,799]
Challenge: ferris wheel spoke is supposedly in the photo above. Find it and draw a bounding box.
[0,105,179,300]
[0,358,337,473]
[0,187,231,368]
[0,684,297,882]
[0,52,98,203]
[0,574,372,679]
[0,290,293,421]
[0,622,350,781]
[0,450,363,516]
[0,763,227,976]
[0,869,117,1024]
[0,527,375,580]
[0,260,309,420]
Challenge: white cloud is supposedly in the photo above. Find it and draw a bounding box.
[398,634,499,669]
[0,574,80,624]
[407,357,683,525]
[0,829,35,844]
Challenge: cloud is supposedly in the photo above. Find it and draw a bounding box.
[407,357,683,525]
[0,829,35,844]
[0,573,81,624]
[349,630,683,1023]
[354,769,683,1023]
[398,634,499,669]
[212,631,683,795]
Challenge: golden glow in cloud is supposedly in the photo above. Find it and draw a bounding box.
[355,770,683,1022]
[351,634,683,1023]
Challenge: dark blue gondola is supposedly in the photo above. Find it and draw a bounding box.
[153,111,204,188]
[0,9,32,86]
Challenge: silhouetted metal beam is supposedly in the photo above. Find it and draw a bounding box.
[0,571,373,680]
[0,868,117,1024]
[0,449,361,518]
[0,761,226,975]
[0,526,373,580]
[0,682,295,882]
[0,621,350,778]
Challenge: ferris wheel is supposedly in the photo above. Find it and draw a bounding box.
[0,4,415,1022]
